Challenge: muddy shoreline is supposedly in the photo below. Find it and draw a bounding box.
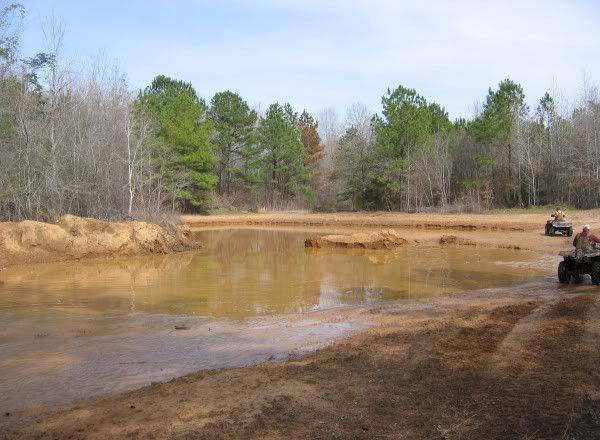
[4,283,600,439]
[3,211,600,438]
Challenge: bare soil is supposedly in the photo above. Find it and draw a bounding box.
[182,209,600,232]
[304,229,409,250]
[0,215,197,268]
[3,211,600,439]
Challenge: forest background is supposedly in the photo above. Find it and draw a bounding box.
[1,3,599,221]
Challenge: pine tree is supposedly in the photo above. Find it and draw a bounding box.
[298,111,324,181]
[139,75,217,210]
[258,103,308,206]
[207,91,258,194]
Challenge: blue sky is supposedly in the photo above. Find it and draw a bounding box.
[17,0,600,119]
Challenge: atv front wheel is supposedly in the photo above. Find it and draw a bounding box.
[568,227,573,237]
[591,262,600,285]
[548,225,555,236]
[558,261,570,283]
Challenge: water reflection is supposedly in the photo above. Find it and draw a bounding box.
[0,229,547,319]
[0,228,550,410]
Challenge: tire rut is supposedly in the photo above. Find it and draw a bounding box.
[488,294,562,372]
[471,293,600,439]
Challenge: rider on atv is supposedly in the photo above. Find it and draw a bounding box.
[573,224,600,255]
[551,207,566,222]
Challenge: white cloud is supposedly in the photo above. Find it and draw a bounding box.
[27,0,600,119]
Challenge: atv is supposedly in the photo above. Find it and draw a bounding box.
[558,248,600,285]
[545,219,573,236]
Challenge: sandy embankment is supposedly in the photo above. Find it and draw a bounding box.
[183,210,600,231]
[0,215,197,268]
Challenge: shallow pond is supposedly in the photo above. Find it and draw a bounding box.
[0,228,551,410]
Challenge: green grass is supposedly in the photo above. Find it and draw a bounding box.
[488,204,578,215]
[206,208,252,216]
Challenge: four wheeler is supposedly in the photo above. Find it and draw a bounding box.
[545,219,573,236]
[558,248,600,285]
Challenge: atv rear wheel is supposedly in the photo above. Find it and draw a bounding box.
[558,261,570,283]
[591,262,600,285]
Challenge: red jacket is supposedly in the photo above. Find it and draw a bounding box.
[573,231,600,247]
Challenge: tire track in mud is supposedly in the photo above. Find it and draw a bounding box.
[209,299,550,440]
[472,292,600,439]
[488,294,563,372]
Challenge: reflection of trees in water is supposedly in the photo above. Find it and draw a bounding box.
[183,230,320,317]
[0,231,322,318]
[439,246,538,290]
[0,232,541,319]
[198,229,303,263]
[307,249,419,304]
[307,245,540,303]
[0,253,196,314]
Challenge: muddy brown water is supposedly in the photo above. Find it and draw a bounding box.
[0,229,553,411]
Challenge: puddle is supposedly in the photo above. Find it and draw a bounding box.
[0,228,549,410]
[0,311,366,411]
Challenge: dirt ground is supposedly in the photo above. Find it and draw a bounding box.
[181,209,600,232]
[3,211,600,439]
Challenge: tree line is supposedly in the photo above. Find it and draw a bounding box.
[1,4,600,221]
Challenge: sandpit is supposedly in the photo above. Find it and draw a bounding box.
[0,215,198,268]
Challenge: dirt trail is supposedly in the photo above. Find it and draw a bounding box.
[4,285,600,439]
[182,210,600,232]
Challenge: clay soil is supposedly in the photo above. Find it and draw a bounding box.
[0,215,196,268]
[182,209,600,232]
[4,210,600,439]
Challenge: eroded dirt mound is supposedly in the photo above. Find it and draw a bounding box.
[439,234,477,246]
[305,229,409,250]
[439,234,527,250]
[0,215,198,267]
